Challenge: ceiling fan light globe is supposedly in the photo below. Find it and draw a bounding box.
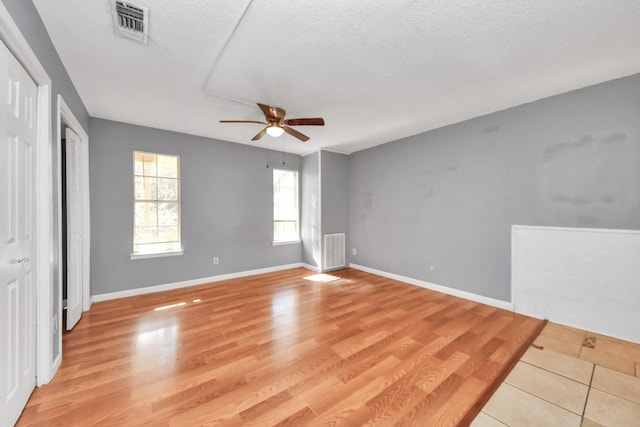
[266,125,285,137]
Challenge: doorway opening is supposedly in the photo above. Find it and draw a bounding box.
[56,96,91,335]
[60,125,68,330]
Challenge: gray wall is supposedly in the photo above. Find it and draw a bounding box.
[350,73,640,302]
[2,0,89,131]
[3,0,89,362]
[89,118,301,295]
[321,151,350,265]
[301,152,320,268]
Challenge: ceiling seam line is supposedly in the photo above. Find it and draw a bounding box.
[202,0,255,107]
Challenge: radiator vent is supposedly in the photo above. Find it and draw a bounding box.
[323,233,346,271]
[111,0,149,44]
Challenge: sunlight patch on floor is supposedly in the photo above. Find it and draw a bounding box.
[154,298,202,311]
[154,302,187,311]
[304,273,340,283]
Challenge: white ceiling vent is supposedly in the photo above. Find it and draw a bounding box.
[111,0,149,44]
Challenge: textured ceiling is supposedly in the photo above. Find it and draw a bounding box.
[33,0,640,154]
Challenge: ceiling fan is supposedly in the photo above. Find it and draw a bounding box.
[220,103,325,142]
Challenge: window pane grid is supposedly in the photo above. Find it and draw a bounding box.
[273,169,299,242]
[133,151,181,253]
[133,239,179,245]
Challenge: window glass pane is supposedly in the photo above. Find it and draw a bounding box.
[142,153,157,176]
[281,172,295,188]
[274,221,284,238]
[134,151,180,254]
[158,226,179,242]
[135,176,157,200]
[274,221,298,241]
[285,221,298,239]
[274,169,294,188]
[157,178,178,201]
[274,191,293,209]
[157,155,178,178]
[134,152,145,175]
[134,226,158,244]
[274,205,297,221]
[135,202,157,227]
[273,169,298,241]
[134,176,144,199]
[158,202,179,226]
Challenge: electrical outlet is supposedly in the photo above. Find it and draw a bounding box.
[352,248,357,256]
[429,263,436,274]
[213,257,219,265]
[52,314,58,335]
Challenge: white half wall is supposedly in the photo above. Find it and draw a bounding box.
[512,225,640,343]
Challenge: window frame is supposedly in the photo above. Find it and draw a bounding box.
[272,168,301,245]
[130,150,183,259]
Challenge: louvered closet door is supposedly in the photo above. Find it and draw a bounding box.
[0,39,38,427]
[65,128,83,330]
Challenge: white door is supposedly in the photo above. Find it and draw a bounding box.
[0,40,38,426]
[65,128,83,330]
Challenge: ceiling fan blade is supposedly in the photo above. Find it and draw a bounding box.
[251,127,268,141]
[257,103,286,121]
[282,126,309,142]
[220,120,267,124]
[283,118,325,126]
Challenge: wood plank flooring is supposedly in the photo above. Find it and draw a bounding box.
[16,268,543,426]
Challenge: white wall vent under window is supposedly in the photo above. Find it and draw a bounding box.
[323,233,345,271]
[111,0,149,44]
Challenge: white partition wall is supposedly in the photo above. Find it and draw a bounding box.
[512,225,640,343]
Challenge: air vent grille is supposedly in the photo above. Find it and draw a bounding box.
[323,233,346,271]
[111,1,149,44]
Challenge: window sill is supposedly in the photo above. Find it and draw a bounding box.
[272,239,301,246]
[130,250,184,260]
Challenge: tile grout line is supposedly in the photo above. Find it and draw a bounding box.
[579,362,596,422]
[488,325,640,426]
[502,378,586,417]
[577,329,591,425]
[590,383,640,407]
[516,325,640,426]
[519,358,591,386]
[481,411,509,427]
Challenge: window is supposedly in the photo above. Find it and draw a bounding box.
[133,151,181,255]
[273,169,299,243]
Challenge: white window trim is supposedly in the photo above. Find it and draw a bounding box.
[272,239,301,246]
[132,151,182,256]
[130,249,184,260]
[273,168,300,243]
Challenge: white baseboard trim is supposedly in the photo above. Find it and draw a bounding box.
[301,262,321,273]
[92,263,304,303]
[349,263,513,311]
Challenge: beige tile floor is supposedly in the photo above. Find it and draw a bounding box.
[471,322,640,427]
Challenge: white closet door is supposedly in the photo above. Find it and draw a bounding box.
[0,39,37,427]
[65,128,83,330]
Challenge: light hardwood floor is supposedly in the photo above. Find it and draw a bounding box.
[17,268,543,426]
